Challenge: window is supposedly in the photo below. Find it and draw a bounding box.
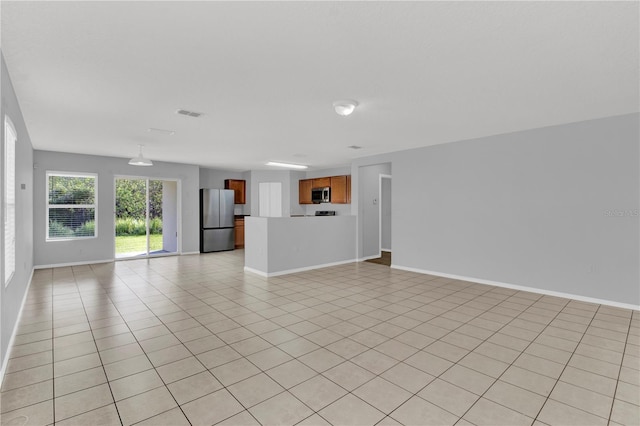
[47,172,97,240]
[4,116,16,286]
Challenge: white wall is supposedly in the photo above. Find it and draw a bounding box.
[1,53,35,368]
[386,114,638,307]
[33,151,200,266]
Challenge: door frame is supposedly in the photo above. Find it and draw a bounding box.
[378,174,392,258]
[113,175,182,259]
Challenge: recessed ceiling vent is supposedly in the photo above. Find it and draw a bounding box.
[348,145,362,150]
[176,109,203,118]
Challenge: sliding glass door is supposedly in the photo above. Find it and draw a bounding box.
[115,177,178,258]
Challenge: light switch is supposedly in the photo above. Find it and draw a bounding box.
[21,183,26,190]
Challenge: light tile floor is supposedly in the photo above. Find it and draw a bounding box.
[1,250,638,426]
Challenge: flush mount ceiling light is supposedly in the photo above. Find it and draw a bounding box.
[147,127,175,136]
[333,100,358,116]
[266,161,308,170]
[128,144,153,167]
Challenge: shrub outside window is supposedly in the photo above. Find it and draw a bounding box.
[47,172,97,240]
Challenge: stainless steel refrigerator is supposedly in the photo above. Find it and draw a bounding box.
[200,189,235,252]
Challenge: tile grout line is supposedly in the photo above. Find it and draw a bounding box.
[605,309,634,424]
[529,303,604,424]
[6,257,636,426]
[105,262,265,426]
[60,267,125,425]
[445,297,574,425]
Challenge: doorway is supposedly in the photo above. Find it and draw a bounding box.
[114,177,179,258]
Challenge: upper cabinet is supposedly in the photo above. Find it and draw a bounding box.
[224,179,246,204]
[299,175,351,204]
[299,179,313,204]
[312,177,331,188]
[330,175,348,204]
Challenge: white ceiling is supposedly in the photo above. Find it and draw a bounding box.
[1,1,638,171]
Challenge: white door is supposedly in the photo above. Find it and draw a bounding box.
[259,182,282,217]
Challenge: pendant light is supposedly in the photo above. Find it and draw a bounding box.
[128,144,153,166]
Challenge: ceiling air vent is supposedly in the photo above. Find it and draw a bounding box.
[347,145,362,150]
[176,109,203,118]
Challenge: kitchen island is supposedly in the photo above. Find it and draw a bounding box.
[244,215,356,276]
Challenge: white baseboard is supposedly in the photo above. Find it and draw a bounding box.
[181,251,200,256]
[35,259,114,269]
[359,254,381,262]
[0,268,34,388]
[381,248,392,253]
[244,258,357,277]
[391,264,640,311]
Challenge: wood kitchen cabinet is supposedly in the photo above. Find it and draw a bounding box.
[234,218,245,248]
[312,177,331,188]
[299,179,313,204]
[330,175,348,204]
[224,179,246,204]
[299,175,351,205]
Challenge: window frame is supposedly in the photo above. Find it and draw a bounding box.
[46,171,98,241]
[4,115,16,286]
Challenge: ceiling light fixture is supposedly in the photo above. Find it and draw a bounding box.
[128,144,153,166]
[266,161,308,170]
[333,100,358,116]
[147,128,175,136]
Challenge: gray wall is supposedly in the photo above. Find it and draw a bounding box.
[33,151,200,266]
[162,181,178,253]
[391,114,639,306]
[289,171,306,216]
[381,176,392,251]
[358,163,392,258]
[1,54,35,367]
[199,167,250,215]
[245,216,356,275]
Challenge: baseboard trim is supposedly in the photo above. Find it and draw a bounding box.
[359,254,381,262]
[181,251,200,256]
[244,259,357,277]
[0,268,35,388]
[34,259,114,269]
[381,249,392,253]
[390,264,640,311]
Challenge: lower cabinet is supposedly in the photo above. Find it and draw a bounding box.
[234,218,245,248]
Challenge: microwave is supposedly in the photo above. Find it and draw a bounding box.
[312,187,331,204]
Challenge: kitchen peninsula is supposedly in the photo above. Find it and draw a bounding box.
[244,215,356,276]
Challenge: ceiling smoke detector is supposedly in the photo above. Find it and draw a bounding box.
[176,109,203,118]
[333,100,358,116]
